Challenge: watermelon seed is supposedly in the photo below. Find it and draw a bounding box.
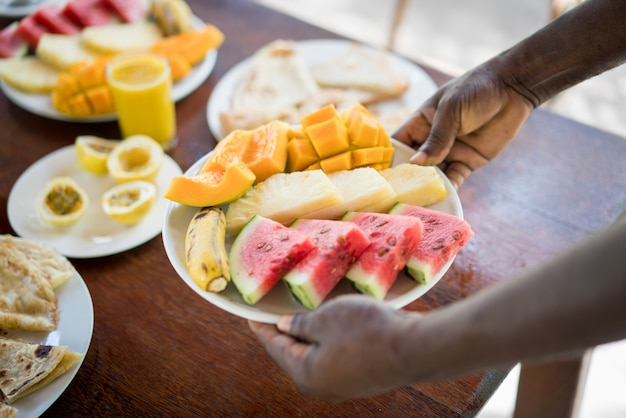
[378,248,389,257]
[337,236,346,244]
[376,220,389,227]
[453,232,461,240]
[320,227,330,234]
[386,236,397,246]
[432,243,444,250]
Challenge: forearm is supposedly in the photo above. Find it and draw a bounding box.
[492,0,626,106]
[401,220,626,383]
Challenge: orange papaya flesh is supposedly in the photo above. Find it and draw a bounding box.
[164,160,256,207]
[205,120,289,183]
[151,24,224,66]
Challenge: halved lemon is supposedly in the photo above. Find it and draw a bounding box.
[75,135,119,174]
[106,135,164,182]
[102,180,157,225]
[37,177,89,225]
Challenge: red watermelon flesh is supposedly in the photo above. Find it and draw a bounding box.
[15,16,47,49]
[32,5,81,35]
[230,215,316,305]
[0,23,28,58]
[101,0,147,23]
[342,212,423,300]
[62,0,118,27]
[283,219,371,310]
[389,203,474,284]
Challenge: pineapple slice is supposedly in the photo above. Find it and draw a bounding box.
[361,163,448,213]
[225,170,342,235]
[303,167,395,220]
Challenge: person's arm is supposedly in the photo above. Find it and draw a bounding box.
[249,221,626,401]
[394,0,626,188]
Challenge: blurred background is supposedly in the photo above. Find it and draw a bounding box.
[255,1,626,416]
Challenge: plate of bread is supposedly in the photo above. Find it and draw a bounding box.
[0,0,222,122]
[0,234,93,418]
[208,39,438,141]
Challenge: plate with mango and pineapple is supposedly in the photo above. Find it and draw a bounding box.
[0,0,223,122]
[163,103,467,324]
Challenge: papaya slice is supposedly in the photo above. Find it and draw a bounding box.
[165,160,256,207]
[150,24,224,66]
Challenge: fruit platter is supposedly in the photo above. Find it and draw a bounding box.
[0,0,223,122]
[162,103,472,323]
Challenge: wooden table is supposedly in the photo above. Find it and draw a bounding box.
[1,1,625,417]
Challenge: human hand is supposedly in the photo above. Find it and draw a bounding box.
[394,61,535,188]
[248,295,418,401]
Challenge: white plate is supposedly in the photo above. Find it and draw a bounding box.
[8,145,183,258]
[5,269,94,418]
[162,139,463,324]
[0,17,218,122]
[0,0,59,18]
[206,38,438,141]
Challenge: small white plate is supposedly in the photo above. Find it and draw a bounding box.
[8,145,182,258]
[206,38,438,141]
[0,17,218,122]
[5,269,94,418]
[0,0,59,18]
[162,139,463,324]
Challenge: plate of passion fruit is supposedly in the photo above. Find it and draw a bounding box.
[8,135,182,258]
[162,103,474,323]
[0,0,223,122]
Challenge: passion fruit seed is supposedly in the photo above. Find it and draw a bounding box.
[45,184,84,215]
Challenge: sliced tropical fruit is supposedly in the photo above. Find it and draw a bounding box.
[303,167,395,220]
[206,120,289,183]
[225,169,342,235]
[37,176,89,225]
[102,180,157,224]
[343,211,423,300]
[107,134,164,182]
[286,103,394,174]
[75,135,119,175]
[283,218,371,309]
[361,163,448,213]
[389,203,474,284]
[229,215,316,305]
[164,160,256,207]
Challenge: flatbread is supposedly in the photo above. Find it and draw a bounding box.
[0,402,17,418]
[0,337,81,404]
[0,237,60,332]
[0,235,76,289]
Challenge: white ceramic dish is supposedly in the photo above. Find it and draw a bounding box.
[6,269,94,418]
[162,139,463,324]
[206,38,438,141]
[8,145,182,258]
[0,17,218,122]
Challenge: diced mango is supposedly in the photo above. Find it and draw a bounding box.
[348,112,380,148]
[352,147,384,167]
[319,150,352,173]
[85,85,115,115]
[287,138,319,172]
[300,103,339,129]
[305,117,349,159]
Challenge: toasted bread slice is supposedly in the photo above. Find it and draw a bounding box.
[36,33,101,71]
[0,56,60,93]
[312,43,409,101]
[81,20,163,54]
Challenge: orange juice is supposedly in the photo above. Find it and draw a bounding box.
[106,53,177,149]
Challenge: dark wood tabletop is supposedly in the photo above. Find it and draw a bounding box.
[1,0,625,417]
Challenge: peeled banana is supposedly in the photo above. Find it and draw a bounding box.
[185,206,230,293]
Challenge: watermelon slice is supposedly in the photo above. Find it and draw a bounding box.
[101,0,147,23]
[230,215,316,305]
[0,23,28,59]
[283,219,371,309]
[33,5,81,35]
[343,212,423,300]
[389,203,474,284]
[62,0,118,27]
[15,16,48,49]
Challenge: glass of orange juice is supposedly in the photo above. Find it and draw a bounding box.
[106,53,177,150]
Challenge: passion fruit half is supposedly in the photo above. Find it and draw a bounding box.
[102,180,157,225]
[37,176,89,225]
[75,135,119,175]
[107,135,164,182]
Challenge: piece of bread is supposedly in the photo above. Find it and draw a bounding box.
[81,20,163,54]
[36,33,101,71]
[0,56,60,93]
[311,43,410,102]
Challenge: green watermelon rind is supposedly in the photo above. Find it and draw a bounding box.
[282,270,319,310]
